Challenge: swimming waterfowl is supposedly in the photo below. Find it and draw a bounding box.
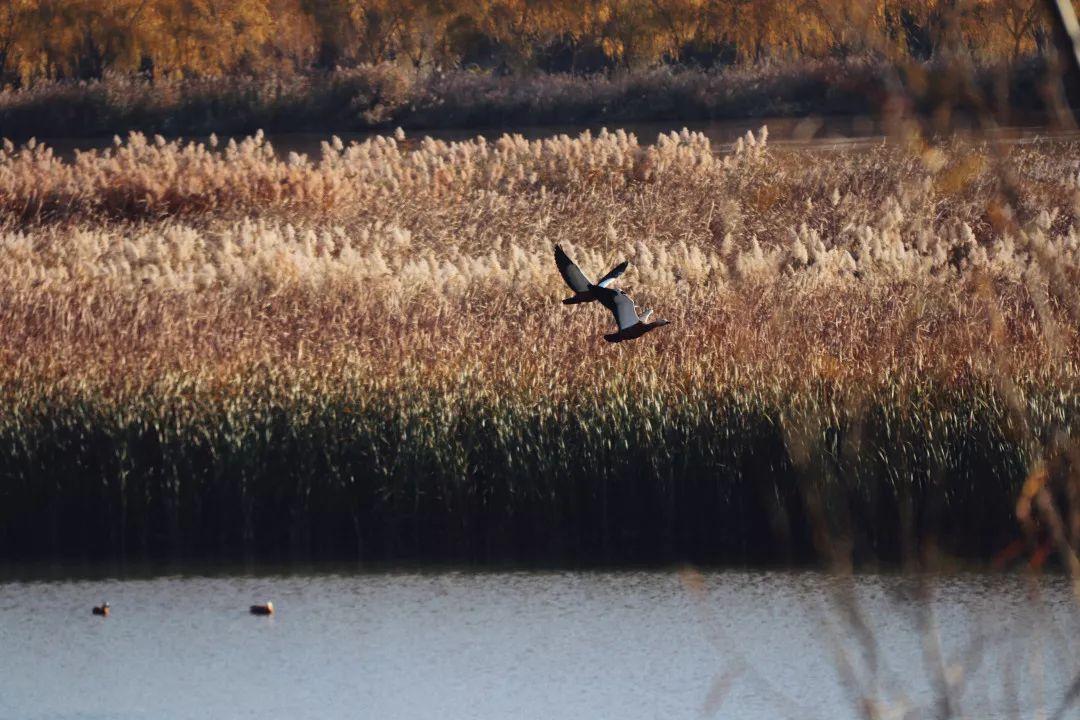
[554,245,628,304]
[92,602,109,617]
[591,285,671,343]
[249,601,274,616]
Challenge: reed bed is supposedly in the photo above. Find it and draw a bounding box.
[2,127,1080,562]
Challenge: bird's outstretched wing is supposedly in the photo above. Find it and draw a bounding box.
[609,291,641,330]
[554,245,591,293]
[593,285,641,330]
[595,260,629,288]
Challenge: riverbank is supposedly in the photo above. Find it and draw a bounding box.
[0,128,1077,563]
[0,369,1047,563]
[0,58,1054,142]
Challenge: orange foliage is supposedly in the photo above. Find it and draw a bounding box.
[0,0,1066,82]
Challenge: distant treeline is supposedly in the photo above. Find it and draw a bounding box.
[0,1,1064,83]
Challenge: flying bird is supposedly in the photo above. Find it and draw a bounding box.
[554,245,628,305]
[591,285,671,343]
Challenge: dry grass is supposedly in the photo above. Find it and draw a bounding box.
[2,126,1080,561]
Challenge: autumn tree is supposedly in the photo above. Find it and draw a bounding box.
[994,0,1045,67]
[0,0,1071,84]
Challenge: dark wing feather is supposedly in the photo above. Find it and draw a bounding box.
[595,260,629,288]
[554,245,591,293]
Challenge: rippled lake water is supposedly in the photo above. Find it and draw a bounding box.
[1,567,1077,720]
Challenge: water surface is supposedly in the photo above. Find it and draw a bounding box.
[1,568,1077,720]
[37,115,1080,159]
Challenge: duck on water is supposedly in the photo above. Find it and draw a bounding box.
[250,601,274,616]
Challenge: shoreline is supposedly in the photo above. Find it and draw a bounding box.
[0,58,1057,142]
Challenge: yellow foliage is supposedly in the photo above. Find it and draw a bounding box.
[0,0,1070,81]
